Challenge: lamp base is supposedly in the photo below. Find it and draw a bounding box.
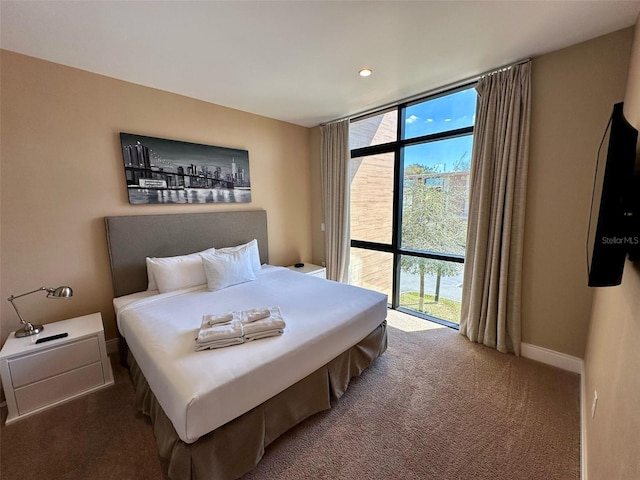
[14,323,44,338]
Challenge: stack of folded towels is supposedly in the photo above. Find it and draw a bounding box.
[195,306,286,351]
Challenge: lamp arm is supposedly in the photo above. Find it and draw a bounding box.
[7,287,49,302]
[7,288,49,326]
[8,297,27,325]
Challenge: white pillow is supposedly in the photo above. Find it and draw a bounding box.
[200,249,257,291]
[146,247,215,292]
[146,258,159,290]
[216,239,262,274]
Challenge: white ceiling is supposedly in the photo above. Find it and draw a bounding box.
[2,1,639,127]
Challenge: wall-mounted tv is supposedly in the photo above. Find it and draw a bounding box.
[587,102,639,287]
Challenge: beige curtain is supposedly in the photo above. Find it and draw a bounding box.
[460,62,531,355]
[320,120,350,282]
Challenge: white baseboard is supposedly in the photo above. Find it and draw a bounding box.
[581,363,587,480]
[106,338,120,356]
[520,342,583,374]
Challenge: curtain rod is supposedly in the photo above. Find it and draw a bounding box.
[320,57,530,126]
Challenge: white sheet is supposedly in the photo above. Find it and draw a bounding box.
[115,266,387,444]
[113,289,157,318]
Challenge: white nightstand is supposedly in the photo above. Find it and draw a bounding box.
[0,313,114,424]
[287,263,327,279]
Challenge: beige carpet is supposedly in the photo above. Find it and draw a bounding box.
[1,312,580,479]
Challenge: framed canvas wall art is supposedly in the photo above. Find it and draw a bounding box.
[120,133,251,204]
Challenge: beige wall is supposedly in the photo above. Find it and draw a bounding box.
[583,16,640,479]
[0,50,311,343]
[522,28,633,357]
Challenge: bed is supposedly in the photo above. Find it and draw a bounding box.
[105,211,388,480]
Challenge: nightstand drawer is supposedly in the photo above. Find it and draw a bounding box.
[15,362,104,415]
[9,337,100,388]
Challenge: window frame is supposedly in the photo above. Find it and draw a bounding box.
[349,83,476,328]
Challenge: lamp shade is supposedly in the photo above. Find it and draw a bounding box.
[48,286,73,298]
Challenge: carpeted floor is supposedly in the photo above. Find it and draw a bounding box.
[0,351,164,480]
[1,312,580,480]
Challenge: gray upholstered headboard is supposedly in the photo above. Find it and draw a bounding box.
[105,211,268,297]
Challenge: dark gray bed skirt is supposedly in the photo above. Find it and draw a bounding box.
[128,320,388,480]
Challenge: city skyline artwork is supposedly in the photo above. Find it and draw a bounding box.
[120,132,251,204]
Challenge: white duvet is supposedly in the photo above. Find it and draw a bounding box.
[115,266,387,443]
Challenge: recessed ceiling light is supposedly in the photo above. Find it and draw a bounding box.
[359,68,373,77]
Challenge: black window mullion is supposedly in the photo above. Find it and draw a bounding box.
[351,142,395,159]
[350,240,394,253]
[393,105,403,253]
[398,248,465,263]
[400,126,474,148]
[391,105,404,309]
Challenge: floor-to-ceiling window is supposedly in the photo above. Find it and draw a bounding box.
[349,85,477,327]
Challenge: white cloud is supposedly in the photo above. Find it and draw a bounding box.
[406,114,419,124]
[426,118,433,122]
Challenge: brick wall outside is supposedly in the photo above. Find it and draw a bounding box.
[349,111,396,295]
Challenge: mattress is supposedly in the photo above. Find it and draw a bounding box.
[115,266,387,444]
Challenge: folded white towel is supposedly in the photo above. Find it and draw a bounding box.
[202,312,236,327]
[202,307,280,326]
[244,329,284,342]
[244,308,271,323]
[196,322,243,344]
[242,317,286,337]
[195,306,286,352]
[243,306,283,323]
[195,337,245,351]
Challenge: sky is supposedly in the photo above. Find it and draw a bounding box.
[404,135,474,173]
[403,87,477,172]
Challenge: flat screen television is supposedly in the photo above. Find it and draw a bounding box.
[587,102,639,287]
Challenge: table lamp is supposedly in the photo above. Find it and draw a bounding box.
[7,286,73,338]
